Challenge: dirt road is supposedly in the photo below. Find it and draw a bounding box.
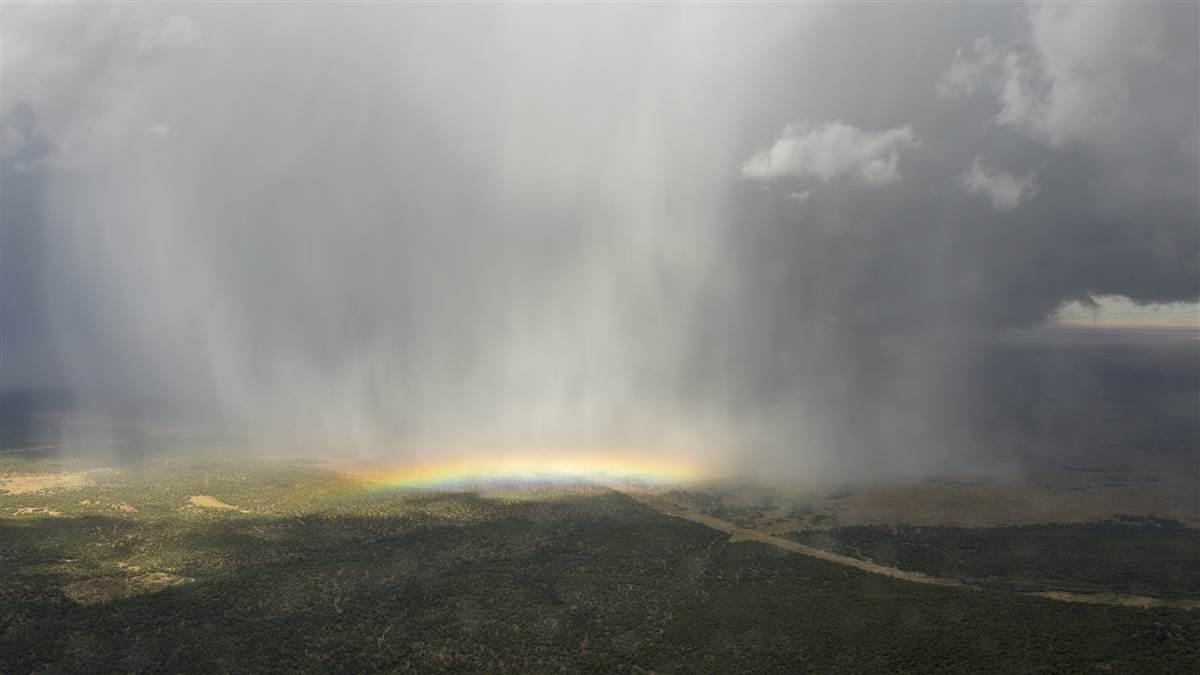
[602,480,1200,610]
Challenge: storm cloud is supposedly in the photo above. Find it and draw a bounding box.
[1,3,1196,478]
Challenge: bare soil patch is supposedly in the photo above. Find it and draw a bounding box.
[0,472,92,495]
[12,506,62,517]
[187,495,249,512]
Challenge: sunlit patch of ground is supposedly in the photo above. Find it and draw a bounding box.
[0,472,94,495]
[187,495,249,513]
[13,506,63,517]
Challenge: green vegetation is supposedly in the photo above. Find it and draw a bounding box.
[663,485,834,529]
[786,520,1200,599]
[2,457,1199,672]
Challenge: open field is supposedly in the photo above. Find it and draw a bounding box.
[3,455,1200,672]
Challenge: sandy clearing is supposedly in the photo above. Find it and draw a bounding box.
[0,472,92,495]
[603,480,1200,610]
[187,495,249,512]
[13,506,63,517]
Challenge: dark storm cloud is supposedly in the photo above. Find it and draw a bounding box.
[1,3,1196,477]
[699,2,1198,476]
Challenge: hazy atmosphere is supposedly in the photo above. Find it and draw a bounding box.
[3,4,1200,672]
[2,3,1197,477]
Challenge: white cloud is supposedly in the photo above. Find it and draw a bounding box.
[960,157,1037,211]
[742,120,918,187]
[938,4,1177,149]
[1055,295,1200,329]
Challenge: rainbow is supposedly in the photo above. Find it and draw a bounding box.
[361,449,711,491]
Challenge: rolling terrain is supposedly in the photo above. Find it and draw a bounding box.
[2,455,1199,673]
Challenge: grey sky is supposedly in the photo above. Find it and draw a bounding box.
[1,3,1196,477]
